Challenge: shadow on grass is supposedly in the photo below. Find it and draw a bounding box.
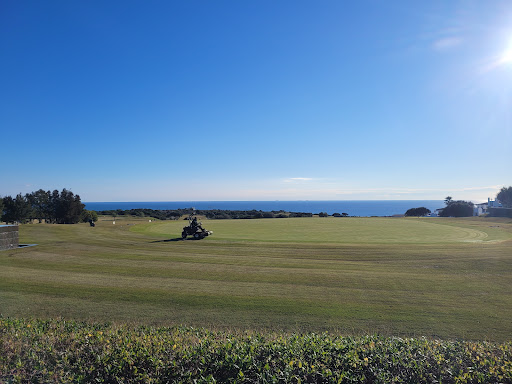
[149,238,201,243]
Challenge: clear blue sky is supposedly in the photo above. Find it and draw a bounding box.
[1,1,511,202]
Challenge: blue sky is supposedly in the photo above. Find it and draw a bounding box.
[1,1,511,202]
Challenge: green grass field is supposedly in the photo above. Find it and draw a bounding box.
[1,216,511,341]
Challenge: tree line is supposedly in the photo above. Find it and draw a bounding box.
[97,208,356,220]
[0,189,94,224]
[439,188,512,217]
[0,196,346,224]
[404,187,512,218]
[97,208,316,220]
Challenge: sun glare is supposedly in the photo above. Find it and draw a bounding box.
[483,38,512,72]
[499,47,512,65]
[498,38,512,66]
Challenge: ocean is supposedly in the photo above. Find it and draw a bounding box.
[84,200,445,217]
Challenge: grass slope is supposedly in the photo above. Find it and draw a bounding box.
[1,216,511,340]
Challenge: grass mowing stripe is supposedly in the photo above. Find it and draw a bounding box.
[3,252,511,294]
[1,280,510,340]
[2,264,510,317]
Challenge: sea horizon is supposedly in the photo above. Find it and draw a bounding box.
[84,200,446,217]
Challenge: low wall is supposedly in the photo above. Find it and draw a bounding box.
[0,225,19,250]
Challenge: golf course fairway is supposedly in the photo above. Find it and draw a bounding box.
[1,216,511,341]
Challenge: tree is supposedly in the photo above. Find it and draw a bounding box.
[26,189,51,223]
[81,210,98,223]
[2,194,32,223]
[439,200,474,217]
[0,197,3,221]
[46,190,61,223]
[49,189,85,224]
[405,207,431,217]
[57,189,84,224]
[444,196,453,206]
[497,186,512,208]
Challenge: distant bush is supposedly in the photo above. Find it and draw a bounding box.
[81,210,98,223]
[213,213,231,219]
[439,201,474,217]
[405,207,431,217]
[288,212,313,217]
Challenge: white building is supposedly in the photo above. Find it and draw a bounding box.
[488,198,502,208]
[428,209,441,217]
[473,198,502,216]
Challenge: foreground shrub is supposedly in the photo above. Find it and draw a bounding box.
[1,318,511,383]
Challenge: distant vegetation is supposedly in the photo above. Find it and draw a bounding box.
[439,197,474,217]
[497,186,512,208]
[1,189,89,224]
[404,207,431,217]
[96,208,315,220]
[2,318,511,383]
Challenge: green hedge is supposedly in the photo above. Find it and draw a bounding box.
[1,318,511,383]
[489,207,512,218]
